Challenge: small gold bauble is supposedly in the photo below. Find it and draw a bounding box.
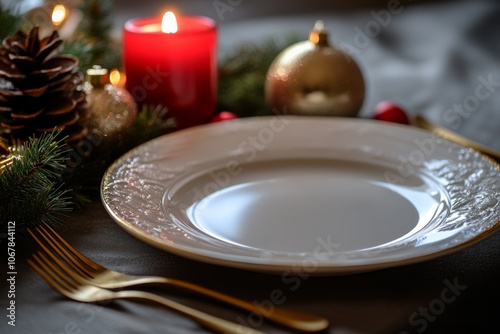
[265,21,365,117]
[83,66,137,143]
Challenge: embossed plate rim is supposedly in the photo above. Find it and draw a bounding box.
[101,117,500,274]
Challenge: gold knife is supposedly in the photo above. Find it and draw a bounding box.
[414,115,500,163]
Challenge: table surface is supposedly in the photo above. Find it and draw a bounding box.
[3,0,500,333]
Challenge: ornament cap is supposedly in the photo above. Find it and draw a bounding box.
[309,20,329,46]
[86,65,109,87]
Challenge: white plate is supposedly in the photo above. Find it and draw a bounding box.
[101,117,500,274]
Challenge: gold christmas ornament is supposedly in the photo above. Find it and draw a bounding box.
[265,21,365,117]
[83,66,137,144]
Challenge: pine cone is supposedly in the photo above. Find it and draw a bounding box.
[0,27,87,145]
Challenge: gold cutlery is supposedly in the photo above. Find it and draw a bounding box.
[29,224,329,332]
[414,115,500,163]
[28,251,265,334]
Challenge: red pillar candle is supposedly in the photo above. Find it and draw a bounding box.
[123,12,217,129]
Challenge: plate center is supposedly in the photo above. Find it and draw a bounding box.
[179,160,445,253]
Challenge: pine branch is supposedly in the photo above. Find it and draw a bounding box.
[2,186,72,230]
[217,35,302,117]
[0,132,66,202]
[70,0,121,71]
[0,3,22,39]
[80,0,114,42]
[125,104,177,148]
[0,131,72,232]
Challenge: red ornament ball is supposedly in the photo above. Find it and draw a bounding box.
[373,101,410,125]
[211,111,238,123]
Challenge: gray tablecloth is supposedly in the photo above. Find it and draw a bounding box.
[3,0,500,333]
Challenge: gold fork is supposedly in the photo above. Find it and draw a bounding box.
[29,224,329,332]
[28,251,264,334]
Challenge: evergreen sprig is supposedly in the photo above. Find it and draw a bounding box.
[217,35,302,117]
[0,131,72,232]
[80,0,114,41]
[125,104,177,148]
[61,0,120,72]
[0,3,22,39]
[74,0,120,72]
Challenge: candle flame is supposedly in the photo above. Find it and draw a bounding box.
[52,5,67,26]
[161,11,178,33]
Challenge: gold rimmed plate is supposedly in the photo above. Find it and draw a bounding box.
[101,117,500,274]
